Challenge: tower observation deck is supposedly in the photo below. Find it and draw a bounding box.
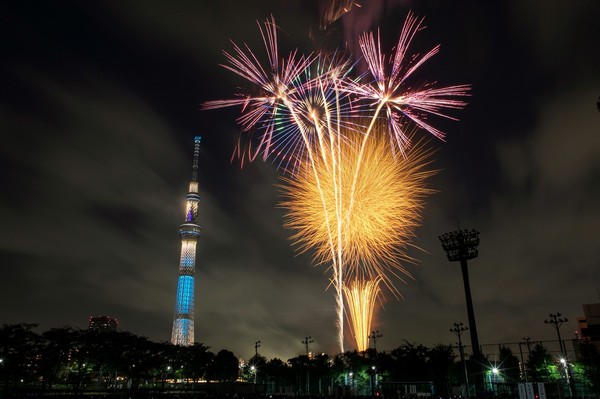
[171,136,202,346]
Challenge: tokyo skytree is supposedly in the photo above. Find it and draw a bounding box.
[171,136,202,346]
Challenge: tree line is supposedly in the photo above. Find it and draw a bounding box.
[0,323,598,397]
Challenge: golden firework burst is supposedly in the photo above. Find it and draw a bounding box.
[279,131,436,295]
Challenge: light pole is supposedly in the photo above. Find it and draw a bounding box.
[451,322,471,396]
[545,313,574,396]
[488,367,499,394]
[252,341,261,386]
[544,313,568,357]
[370,366,376,397]
[518,337,537,382]
[369,330,383,352]
[439,230,482,361]
[302,336,314,394]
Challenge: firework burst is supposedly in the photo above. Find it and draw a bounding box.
[204,13,468,352]
[343,277,382,352]
[346,11,470,157]
[279,131,435,293]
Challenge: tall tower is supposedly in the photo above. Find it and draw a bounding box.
[171,136,202,346]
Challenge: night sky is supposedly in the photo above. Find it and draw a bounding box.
[1,1,599,361]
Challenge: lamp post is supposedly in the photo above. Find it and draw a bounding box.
[450,322,471,396]
[439,229,482,363]
[545,313,574,396]
[488,367,499,394]
[370,366,377,397]
[369,330,383,352]
[302,336,314,394]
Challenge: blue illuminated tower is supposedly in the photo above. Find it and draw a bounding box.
[171,136,202,346]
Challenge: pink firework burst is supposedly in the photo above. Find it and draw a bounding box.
[343,11,471,156]
[202,16,322,169]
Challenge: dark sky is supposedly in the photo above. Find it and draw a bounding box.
[1,1,599,361]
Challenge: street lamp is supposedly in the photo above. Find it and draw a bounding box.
[370,366,377,397]
[250,365,257,384]
[544,313,568,357]
[450,322,471,396]
[488,367,499,394]
[545,313,575,396]
[439,229,482,364]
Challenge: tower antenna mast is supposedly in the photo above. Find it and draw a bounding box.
[171,136,202,346]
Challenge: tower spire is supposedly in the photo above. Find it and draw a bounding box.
[171,136,202,346]
[192,136,201,183]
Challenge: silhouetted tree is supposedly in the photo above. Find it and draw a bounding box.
[0,323,40,393]
[39,326,77,389]
[428,344,456,396]
[527,343,560,382]
[576,340,600,394]
[208,349,238,382]
[312,352,332,394]
[263,357,289,393]
[498,345,520,382]
[390,341,429,381]
[184,343,213,386]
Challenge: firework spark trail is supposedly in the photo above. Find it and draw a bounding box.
[343,278,382,351]
[280,132,436,351]
[343,12,470,230]
[279,132,435,292]
[203,13,468,352]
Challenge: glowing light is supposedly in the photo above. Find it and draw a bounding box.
[172,318,193,346]
[175,276,194,314]
[179,240,197,270]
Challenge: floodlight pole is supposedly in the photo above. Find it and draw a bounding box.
[439,229,482,364]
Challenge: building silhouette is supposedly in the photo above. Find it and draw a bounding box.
[577,302,600,350]
[170,136,202,346]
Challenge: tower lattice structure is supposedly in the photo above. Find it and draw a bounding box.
[171,136,202,346]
